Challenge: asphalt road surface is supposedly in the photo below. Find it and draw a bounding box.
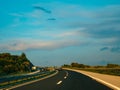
[11,70,113,90]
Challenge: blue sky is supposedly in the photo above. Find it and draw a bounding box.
[0,0,120,66]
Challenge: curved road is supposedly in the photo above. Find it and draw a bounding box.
[11,70,113,90]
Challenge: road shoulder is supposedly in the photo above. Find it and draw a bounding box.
[64,68,120,90]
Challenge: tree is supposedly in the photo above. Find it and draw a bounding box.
[21,53,27,59]
[0,52,34,75]
[71,62,87,68]
[107,64,119,68]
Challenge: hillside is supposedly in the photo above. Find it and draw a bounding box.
[0,53,33,75]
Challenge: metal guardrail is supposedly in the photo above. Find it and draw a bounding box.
[0,71,56,89]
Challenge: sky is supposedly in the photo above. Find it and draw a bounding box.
[0,0,120,66]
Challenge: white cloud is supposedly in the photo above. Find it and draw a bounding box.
[0,28,88,51]
[0,39,84,51]
[9,10,43,18]
[9,9,51,27]
[25,10,44,18]
[53,28,87,38]
[9,13,23,17]
[96,5,120,19]
[10,18,22,27]
[5,3,120,52]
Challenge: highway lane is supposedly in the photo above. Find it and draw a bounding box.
[11,70,113,90]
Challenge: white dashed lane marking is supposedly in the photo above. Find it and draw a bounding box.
[57,71,69,85]
[64,71,68,79]
[57,80,62,85]
[65,71,68,77]
[64,76,67,79]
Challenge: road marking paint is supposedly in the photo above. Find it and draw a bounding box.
[63,71,69,79]
[65,71,69,77]
[64,76,67,79]
[74,69,120,90]
[65,68,120,90]
[8,71,59,90]
[87,75,120,90]
[57,80,62,85]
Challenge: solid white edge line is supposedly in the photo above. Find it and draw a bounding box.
[74,70,120,90]
[57,80,62,85]
[8,71,59,90]
[87,75,120,90]
[64,68,120,90]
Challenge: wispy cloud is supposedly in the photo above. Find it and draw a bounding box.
[111,47,120,53]
[0,39,84,51]
[5,3,120,53]
[0,29,88,51]
[62,5,120,46]
[33,6,52,14]
[9,10,45,27]
[100,47,109,51]
[54,29,87,38]
[100,46,120,53]
[10,18,22,27]
[96,5,120,19]
[47,18,56,21]
[9,13,23,17]
[9,10,43,18]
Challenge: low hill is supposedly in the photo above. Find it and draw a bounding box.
[0,53,33,75]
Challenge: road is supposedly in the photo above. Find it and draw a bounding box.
[11,70,113,90]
